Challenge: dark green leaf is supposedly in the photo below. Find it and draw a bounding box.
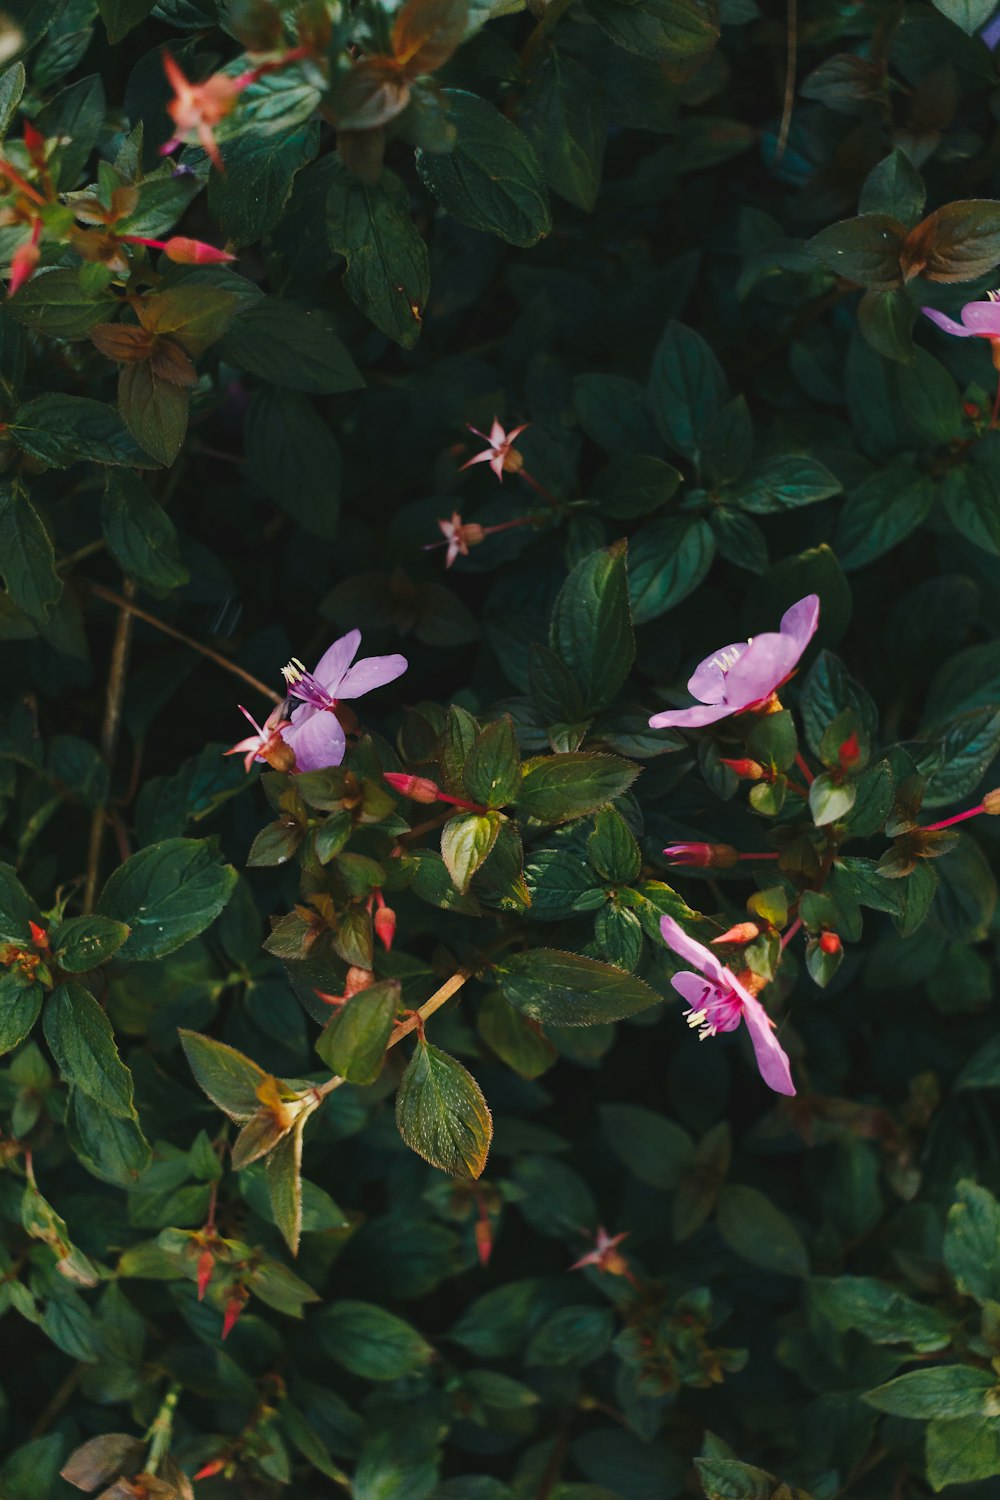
[498,948,660,1025]
[395,1039,493,1178]
[43,982,136,1120]
[97,838,237,960]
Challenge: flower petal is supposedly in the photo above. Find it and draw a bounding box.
[960,301,1000,336]
[740,991,796,1095]
[921,306,976,338]
[659,915,728,987]
[337,653,408,699]
[312,630,361,695]
[283,708,346,771]
[687,641,749,704]
[778,593,820,653]
[670,970,717,1009]
[648,701,737,730]
[713,628,804,710]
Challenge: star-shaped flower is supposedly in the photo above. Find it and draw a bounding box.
[460,418,530,482]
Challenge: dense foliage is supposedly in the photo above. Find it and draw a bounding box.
[10,0,1000,1493]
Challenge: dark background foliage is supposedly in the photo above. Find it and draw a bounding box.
[5,0,1000,1494]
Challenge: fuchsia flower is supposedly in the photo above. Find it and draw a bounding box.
[225,703,295,774]
[461,418,530,481]
[922,298,1000,354]
[659,914,795,1096]
[648,594,820,731]
[431,512,485,567]
[280,630,407,772]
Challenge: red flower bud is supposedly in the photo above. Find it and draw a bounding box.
[711,921,761,946]
[193,1457,228,1481]
[663,842,739,869]
[818,931,842,955]
[196,1247,215,1301]
[163,236,236,265]
[374,901,396,952]
[719,757,765,781]
[838,732,862,772]
[963,400,981,418]
[28,921,48,949]
[384,772,441,803]
[475,1215,493,1268]
[221,1287,248,1340]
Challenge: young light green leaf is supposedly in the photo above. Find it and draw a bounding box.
[395,1039,493,1178]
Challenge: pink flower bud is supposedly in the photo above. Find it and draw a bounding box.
[384,772,441,803]
[663,842,739,869]
[374,899,396,952]
[719,757,765,781]
[163,235,235,264]
[711,921,761,946]
[818,931,842,955]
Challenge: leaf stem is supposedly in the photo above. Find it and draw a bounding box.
[144,1381,182,1476]
[83,580,136,914]
[774,0,797,163]
[84,580,282,705]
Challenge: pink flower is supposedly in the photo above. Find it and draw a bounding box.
[570,1226,631,1275]
[659,914,795,1096]
[225,703,295,773]
[431,512,485,567]
[663,842,738,868]
[922,299,1000,357]
[160,51,256,172]
[649,594,819,731]
[280,630,407,773]
[461,418,530,481]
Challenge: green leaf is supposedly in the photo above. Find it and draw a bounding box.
[588,808,641,883]
[944,1179,1000,1305]
[926,1417,1000,1491]
[930,0,997,31]
[809,772,856,826]
[97,838,237,960]
[897,348,964,442]
[550,541,634,714]
[526,1305,614,1367]
[0,63,24,143]
[477,990,557,1079]
[51,915,130,972]
[117,361,188,467]
[326,165,429,348]
[800,651,878,757]
[441,810,501,894]
[179,1030,269,1121]
[464,717,522,808]
[97,0,156,40]
[864,1365,997,1419]
[517,752,639,822]
[244,386,341,540]
[266,1116,305,1256]
[649,319,727,460]
[922,706,1000,807]
[716,1185,809,1277]
[101,470,189,591]
[518,52,607,212]
[694,1457,774,1500]
[43,982,136,1120]
[395,1038,493,1178]
[0,864,41,942]
[315,979,400,1083]
[416,90,551,248]
[808,1275,952,1351]
[318,1299,434,1380]
[573,374,659,455]
[0,971,41,1056]
[593,454,682,519]
[8,269,116,339]
[736,453,841,514]
[859,150,926,227]
[600,1103,693,1189]
[221,299,363,395]
[0,482,60,623]
[807,214,905,289]
[583,0,719,60]
[628,515,715,624]
[915,199,1000,283]
[498,948,660,1025]
[941,465,1000,556]
[13,393,158,468]
[210,122,320,247]
[835,465,934,570]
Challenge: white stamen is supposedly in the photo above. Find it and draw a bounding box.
[281,657,307,685]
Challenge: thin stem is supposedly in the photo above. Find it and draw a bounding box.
[29,1363,85,1438]
[83,581,135,914]
[774,0,797,163]
[781,916,803,950]
[519,0,575,66]
[145,1381,181,1476]
[924,804,985,832]
[736,851,781,861]
[85,580,282,705]
[520,468,559,508]
[400,810,453,841]
[794,751,815,785]
[57,538,106,573]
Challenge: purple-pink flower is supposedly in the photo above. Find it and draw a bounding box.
[461,418,529,481]
[659,914,795,1096]
[922,298,1000,350]
[280,630,407,772]
[648,594,819,732]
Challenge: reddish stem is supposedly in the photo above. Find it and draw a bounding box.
[0,158,45,206]
[795,751,815,785]
[781,916,803,950]
[520,469,559,508]
[923,804,984,832]
[736,851,780,861]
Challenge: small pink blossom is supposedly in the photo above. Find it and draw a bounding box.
[225,703,295,773]
[431,512,485,567]
[280,630,407,773]
[922,299,1000,346]
[649,594,819,732]
[659,914,795,1096]
[461,418,530,481]
[570,1226,631,1275]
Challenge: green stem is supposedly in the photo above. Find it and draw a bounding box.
[145,1381,181,1476]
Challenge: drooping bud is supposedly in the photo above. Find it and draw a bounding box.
[983,788,1000,815]
[193,1458,228,1481]
[7,232,40,297]
[196,1247,215,1301]
[163,235,236,264]
[474,1215,493,1268]
[315,965,374,1007]
[221,1287,248,1340]
[711,921,761,946]
[28,921,48,948]
[719,757,765,781]
[818,930,842,955]
[963,400,981,419]
[373,892,396,952]
[663,842,739,869]
[384,771,441,803]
